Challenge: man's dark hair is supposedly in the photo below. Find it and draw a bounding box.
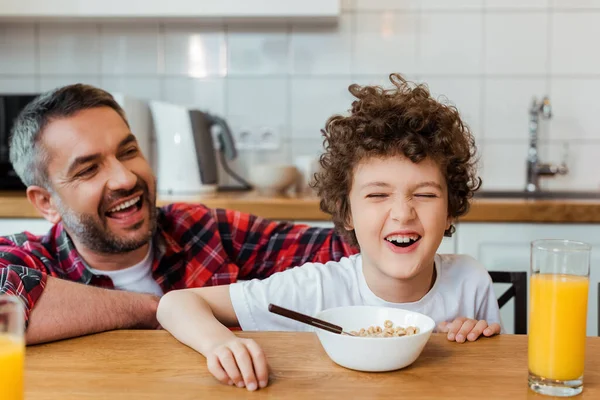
[9,84,128,189]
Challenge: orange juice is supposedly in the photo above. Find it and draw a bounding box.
[0,334,24,400]
[529,274,589,381]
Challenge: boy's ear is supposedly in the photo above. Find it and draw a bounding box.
[344,218,354,231]
[26,185,62,225]
[343,209,354,231]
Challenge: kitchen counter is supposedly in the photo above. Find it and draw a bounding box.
[2,191,600,223]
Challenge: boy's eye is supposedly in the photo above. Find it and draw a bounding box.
[366,193,388,198]
[414,193,438,198]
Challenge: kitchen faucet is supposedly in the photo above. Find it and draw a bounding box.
[525,96,568,192]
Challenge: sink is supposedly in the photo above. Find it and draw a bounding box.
[474,190,600,200]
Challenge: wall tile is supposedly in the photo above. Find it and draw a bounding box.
[39,23,100,75]
[484,12,548,74]
[100,24,160,75]
[353,12,418,75]
[479,141,529,190]
[162,77,225,115]
[420,76,484,141]
[0,24,36,75]
[100,77,161,100]
[550,78,600,140]
[551,12,600,74]
[227,25,289,76]
[290,14,352,75]
[419,12,483,74]
[290,77,355,140]
[164,23,227,77]
[483,78,548,141]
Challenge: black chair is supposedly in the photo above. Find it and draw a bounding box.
[488,271,527,335]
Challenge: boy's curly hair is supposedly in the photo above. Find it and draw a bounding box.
[311,73,481,248]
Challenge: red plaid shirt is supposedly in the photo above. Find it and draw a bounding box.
[0,203,357,325]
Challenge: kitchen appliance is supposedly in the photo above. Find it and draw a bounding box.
[112,93,153,171]
[149,101,248,196]
[0,94,39,190]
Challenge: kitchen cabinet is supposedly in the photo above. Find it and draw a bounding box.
[0,218,53,237]
[0,0,339,21]
[457,223,600,336]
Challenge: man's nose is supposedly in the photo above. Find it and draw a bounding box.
[106,160,137,192]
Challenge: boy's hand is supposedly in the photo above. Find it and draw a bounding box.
[437,317,501,343]
[205,337,269,391]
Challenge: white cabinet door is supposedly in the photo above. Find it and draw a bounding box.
[458,223,600,336]
[0,219,53,237]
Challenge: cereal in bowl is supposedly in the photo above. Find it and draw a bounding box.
[351,320,419,338]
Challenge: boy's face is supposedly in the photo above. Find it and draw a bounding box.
[346,155,451,283]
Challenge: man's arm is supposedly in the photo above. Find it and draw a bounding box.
[1,241,159,344]
[26,276,159,344]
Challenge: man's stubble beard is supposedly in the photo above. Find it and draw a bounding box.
[55,180,158,254]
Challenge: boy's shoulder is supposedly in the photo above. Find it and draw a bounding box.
[436,253,492,286]
[290,254,361,277]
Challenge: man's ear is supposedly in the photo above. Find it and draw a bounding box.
[26,185,62,225]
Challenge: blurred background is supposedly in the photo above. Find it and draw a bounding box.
[0,0,597,192]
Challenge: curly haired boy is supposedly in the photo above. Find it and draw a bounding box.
[157,74,503,391]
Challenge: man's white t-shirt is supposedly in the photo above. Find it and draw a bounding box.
[230,253,503,332]
[87,244,163,297]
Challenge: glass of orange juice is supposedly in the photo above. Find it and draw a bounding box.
[528,239,591,397]
[0,295,25,400]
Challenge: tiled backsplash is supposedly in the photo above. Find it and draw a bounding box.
[1,0,599,190]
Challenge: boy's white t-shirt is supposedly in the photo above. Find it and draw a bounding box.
[230,253,503,332]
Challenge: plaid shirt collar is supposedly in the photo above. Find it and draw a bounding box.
[52,208,185,289]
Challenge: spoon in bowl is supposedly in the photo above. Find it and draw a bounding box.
[268,304,356,336]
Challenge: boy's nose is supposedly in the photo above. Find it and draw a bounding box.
[390,199,416,222]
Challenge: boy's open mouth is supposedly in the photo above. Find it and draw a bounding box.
[385,234,422,248]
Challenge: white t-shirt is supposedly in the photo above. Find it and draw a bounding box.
[88,245,163,297]
[230,253,503,332]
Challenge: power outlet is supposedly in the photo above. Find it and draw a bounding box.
[235,127,280,150]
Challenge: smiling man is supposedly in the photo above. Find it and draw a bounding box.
[0,84,356,344]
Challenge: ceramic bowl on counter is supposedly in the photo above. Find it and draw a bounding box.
[248,164,299,196]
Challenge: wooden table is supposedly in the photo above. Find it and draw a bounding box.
[25,331,600,399]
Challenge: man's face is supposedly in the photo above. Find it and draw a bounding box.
[43,106,157,254]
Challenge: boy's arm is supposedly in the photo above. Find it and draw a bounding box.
[157,286,268,391]
[213,208,357,280]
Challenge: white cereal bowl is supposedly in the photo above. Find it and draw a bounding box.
[315,306,435,372]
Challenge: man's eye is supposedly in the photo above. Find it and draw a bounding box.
[122,147,138,157]
[76,165,97,178]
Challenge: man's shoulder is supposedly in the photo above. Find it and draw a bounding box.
[1,230,49,248]
[158,202,215,225]
[0,229,55,265]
